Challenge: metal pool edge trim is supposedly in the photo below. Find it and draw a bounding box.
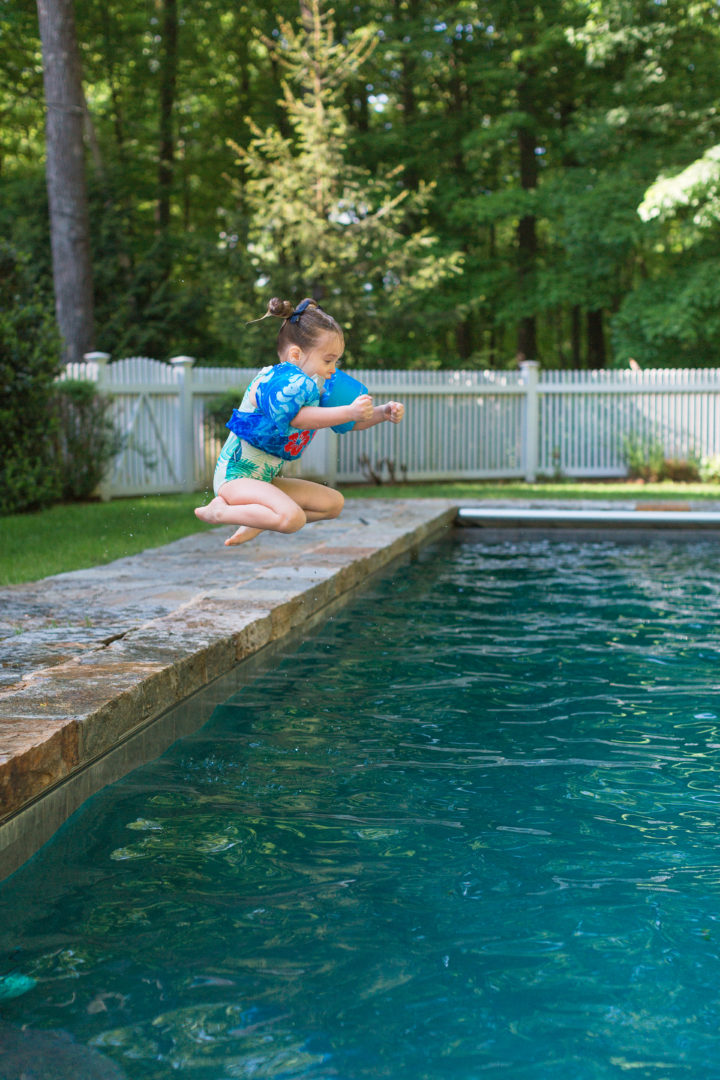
[456,507,720,530]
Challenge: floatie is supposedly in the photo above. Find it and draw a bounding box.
[321,370,369,433]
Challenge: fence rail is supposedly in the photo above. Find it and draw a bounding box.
[61,353,720,497]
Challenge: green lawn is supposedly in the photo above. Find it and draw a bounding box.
[2,481,719,586]
[343,479,720,501]
[0,494,210,587]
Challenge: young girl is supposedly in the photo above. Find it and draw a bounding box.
[195,297,405,546]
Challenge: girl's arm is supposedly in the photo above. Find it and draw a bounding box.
[353,401,405,430]
[290,394,374,431]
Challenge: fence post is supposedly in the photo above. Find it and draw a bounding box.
[170,355,196,492]
[83,352,112,500]
[83,351,110,387]
[520,360,540,483]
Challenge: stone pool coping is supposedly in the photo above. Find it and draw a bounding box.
[0,499,456,879]
[2,495,719,880]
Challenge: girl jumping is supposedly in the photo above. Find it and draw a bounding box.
[194,297,405,546]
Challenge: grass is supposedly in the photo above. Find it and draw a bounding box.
[344,479,720,501]
[2,481,720,586]
[0,493,210,587]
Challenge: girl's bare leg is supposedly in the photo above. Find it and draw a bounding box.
[194,479,307,546]
[225,478,343,545]
[272,476,344,522]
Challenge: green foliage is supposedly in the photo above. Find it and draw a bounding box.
[639,145,720,234]
[612,257,720,366]
[7,0,720,368]
[202,388,248,442]
[622,433,701,482]
[622,433,667,481]
[699,454,720,483]
[227,0,462,365]
[52,379,124,500]
[0,241,62,515]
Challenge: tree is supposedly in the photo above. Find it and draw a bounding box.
[227,0,461,365]
[5,0,720,370]
[36,0,95,362]
[574,0,720,366]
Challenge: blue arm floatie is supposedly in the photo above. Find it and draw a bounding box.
[321,370,369,433]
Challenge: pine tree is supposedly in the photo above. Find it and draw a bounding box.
[228,0,461,365]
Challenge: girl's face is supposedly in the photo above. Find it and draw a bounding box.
[290,331,344,382]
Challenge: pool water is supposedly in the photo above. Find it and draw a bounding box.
[2,536,720,1079]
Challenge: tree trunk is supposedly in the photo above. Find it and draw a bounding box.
[571,305,582,366]
[156,0,178,234]
[516,121,538,362]
[36,0,95,363]
[394,0,419,189]
[455,316,473,361]
[587,309,606,369]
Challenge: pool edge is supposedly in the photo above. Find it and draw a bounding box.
[0,501,456,881]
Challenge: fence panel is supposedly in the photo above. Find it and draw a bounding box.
[539,369,720,478]
[62,358,720,495]
[189,368,258,491]
[337,370,527,481]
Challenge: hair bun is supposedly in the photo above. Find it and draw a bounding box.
[267,297,294,318]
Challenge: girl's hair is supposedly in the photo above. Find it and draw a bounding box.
[259,297,344,356]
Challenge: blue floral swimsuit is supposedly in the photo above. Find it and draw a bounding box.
[213,363,321,494]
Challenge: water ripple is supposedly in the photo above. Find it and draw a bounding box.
[2,537,720,1079]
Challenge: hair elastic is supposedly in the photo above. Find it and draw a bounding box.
[289,299,313,323]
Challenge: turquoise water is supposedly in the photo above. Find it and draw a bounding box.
[2,536,720,1079]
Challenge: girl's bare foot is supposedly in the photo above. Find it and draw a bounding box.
[225,526,262,547]
[194,497,227,524]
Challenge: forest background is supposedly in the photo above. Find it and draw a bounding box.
[5,0,720,374]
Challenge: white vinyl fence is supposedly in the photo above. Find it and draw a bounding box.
[62,353,720,497]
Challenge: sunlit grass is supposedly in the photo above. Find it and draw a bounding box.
[342,479,720,501]
[2,481,719,586]
[0,493,212,586]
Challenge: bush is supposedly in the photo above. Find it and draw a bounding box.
[699,454,720,483]
[622,434,666,482]
[622,434,701,482]
[0,241,63,514]
[662,457,701,483]
[52,379,124,500]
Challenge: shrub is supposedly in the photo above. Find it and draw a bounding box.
[699,454,720,483]
[662,457,701,483]
[0,241,63,515]
[622,434,666,482]
[622,434,701,482]
[52,379,124,500]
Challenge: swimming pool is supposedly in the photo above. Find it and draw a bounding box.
[2,534,720,1079]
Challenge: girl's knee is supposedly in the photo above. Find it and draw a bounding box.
[326,490,344,519]
[279,505,307,532]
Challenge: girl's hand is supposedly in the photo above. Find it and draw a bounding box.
[384,400,405,424]
[349,393,374,423]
